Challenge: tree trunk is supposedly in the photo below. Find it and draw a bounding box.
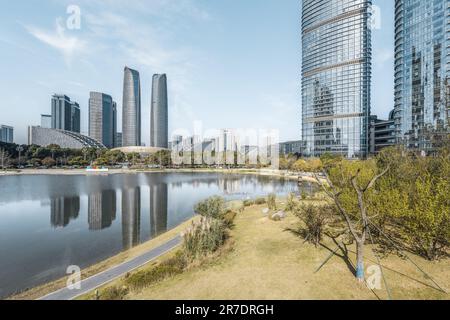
[356,241,364,282]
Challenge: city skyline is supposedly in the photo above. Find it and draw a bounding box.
[0,0,395,145]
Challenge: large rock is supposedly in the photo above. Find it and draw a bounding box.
[262,208,270,215]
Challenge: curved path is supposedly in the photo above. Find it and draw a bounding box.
[38,236,182,300]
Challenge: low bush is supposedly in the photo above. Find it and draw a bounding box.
[124,253,186,291]
[294,204,335,247]
[267,193,277,210]
[243,199,255,207]
[183,217,228,261]
[255,198,266,205]
[285,193,297,211]
[98,285,129,300]
[194,196,226,219]
[223,210,237,227]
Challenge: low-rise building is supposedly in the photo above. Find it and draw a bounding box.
[28,126,105,149]
[369,111,396,154]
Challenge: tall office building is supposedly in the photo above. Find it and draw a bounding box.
[51,94,81,133]
[302,0,372,158]
[394,0,449,151]
[112,101,118,148]
[89,92,117,148]
[0,125,14,143]
[122,67,141,147]
[41,115,52,129]
[150,74,169,148]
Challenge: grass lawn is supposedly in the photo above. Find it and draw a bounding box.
[118,201,449,300]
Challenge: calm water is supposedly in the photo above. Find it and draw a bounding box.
[0,172,312,298]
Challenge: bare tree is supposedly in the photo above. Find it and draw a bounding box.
[314,165,390,282]
[0,148,10,170]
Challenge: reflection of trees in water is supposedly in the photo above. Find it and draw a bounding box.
[150,184,168,238]
[122,187,141,250]
[50,196,80,228]
[88,190,117,231]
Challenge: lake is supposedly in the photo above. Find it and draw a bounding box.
[0,172,314,298]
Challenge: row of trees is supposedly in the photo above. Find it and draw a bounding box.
[0,142,174,169]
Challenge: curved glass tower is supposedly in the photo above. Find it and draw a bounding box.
[150,74,169,148]
[302,0,372,158]
[122,67,141,147]
[394,0,449,151]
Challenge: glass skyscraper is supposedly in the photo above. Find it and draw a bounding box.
[302,0,372,158]
[89,92,117,149]
[150,74,169,149]
[394,0,449,151]
[122,67,142,147]
[51,94,81,133]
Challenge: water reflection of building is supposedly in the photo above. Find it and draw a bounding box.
[50,196,80,228]
[218,178,241,195]
[122,187,141,250]
[150,184,168,238]
[88,190,117,231]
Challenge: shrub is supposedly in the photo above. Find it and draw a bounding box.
[255,197,266,205]
[285,193,297,211]
[98,286,129,300]
[243,199,255,207]
[183,217,228,260]
[294,204,334,247]
[267,193,277,210]
[194,196,226,219]
[223,210,237,227]
[125,253,186,291]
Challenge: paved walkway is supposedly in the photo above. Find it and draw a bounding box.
[39,236,182,300]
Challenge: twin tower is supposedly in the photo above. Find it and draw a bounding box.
[123,67,168,149]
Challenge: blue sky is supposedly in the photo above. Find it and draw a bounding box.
[0,0,394,145]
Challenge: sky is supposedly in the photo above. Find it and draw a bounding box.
[0,0,395,145]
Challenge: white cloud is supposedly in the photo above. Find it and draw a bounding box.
[26,18,87,66]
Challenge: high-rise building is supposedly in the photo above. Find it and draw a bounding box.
[122,67,141,147]
[89,92,117,148]
[112,101,118,148]
[394,0,449,151]
[51,94,80,133]
[115,132,123,148]
[150,74,169,149]
[302,0,372,158]
[0,125,14,144]
[41,115,52,129]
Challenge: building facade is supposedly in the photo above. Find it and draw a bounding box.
[0,125,14,144]
[41,115,52,129]
[28,126,105,149]
[51,94,80,133]
[369,111,396,154]
[150,74,169,149]
[394,0,449,151]
[122,67,141,147]
[302,0,372,158]
[279,140,305,156]
[89,92,117,149]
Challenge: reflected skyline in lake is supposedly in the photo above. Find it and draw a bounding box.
[0,172,310,298]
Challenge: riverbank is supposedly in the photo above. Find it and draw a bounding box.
[79,200,449,300]
[0,168,318,183]
[8,217,199,300]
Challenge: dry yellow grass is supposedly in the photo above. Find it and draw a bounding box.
[124,203,449,300]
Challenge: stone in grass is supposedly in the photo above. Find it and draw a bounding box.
[262,208,270,215]
[271,211,286,221]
